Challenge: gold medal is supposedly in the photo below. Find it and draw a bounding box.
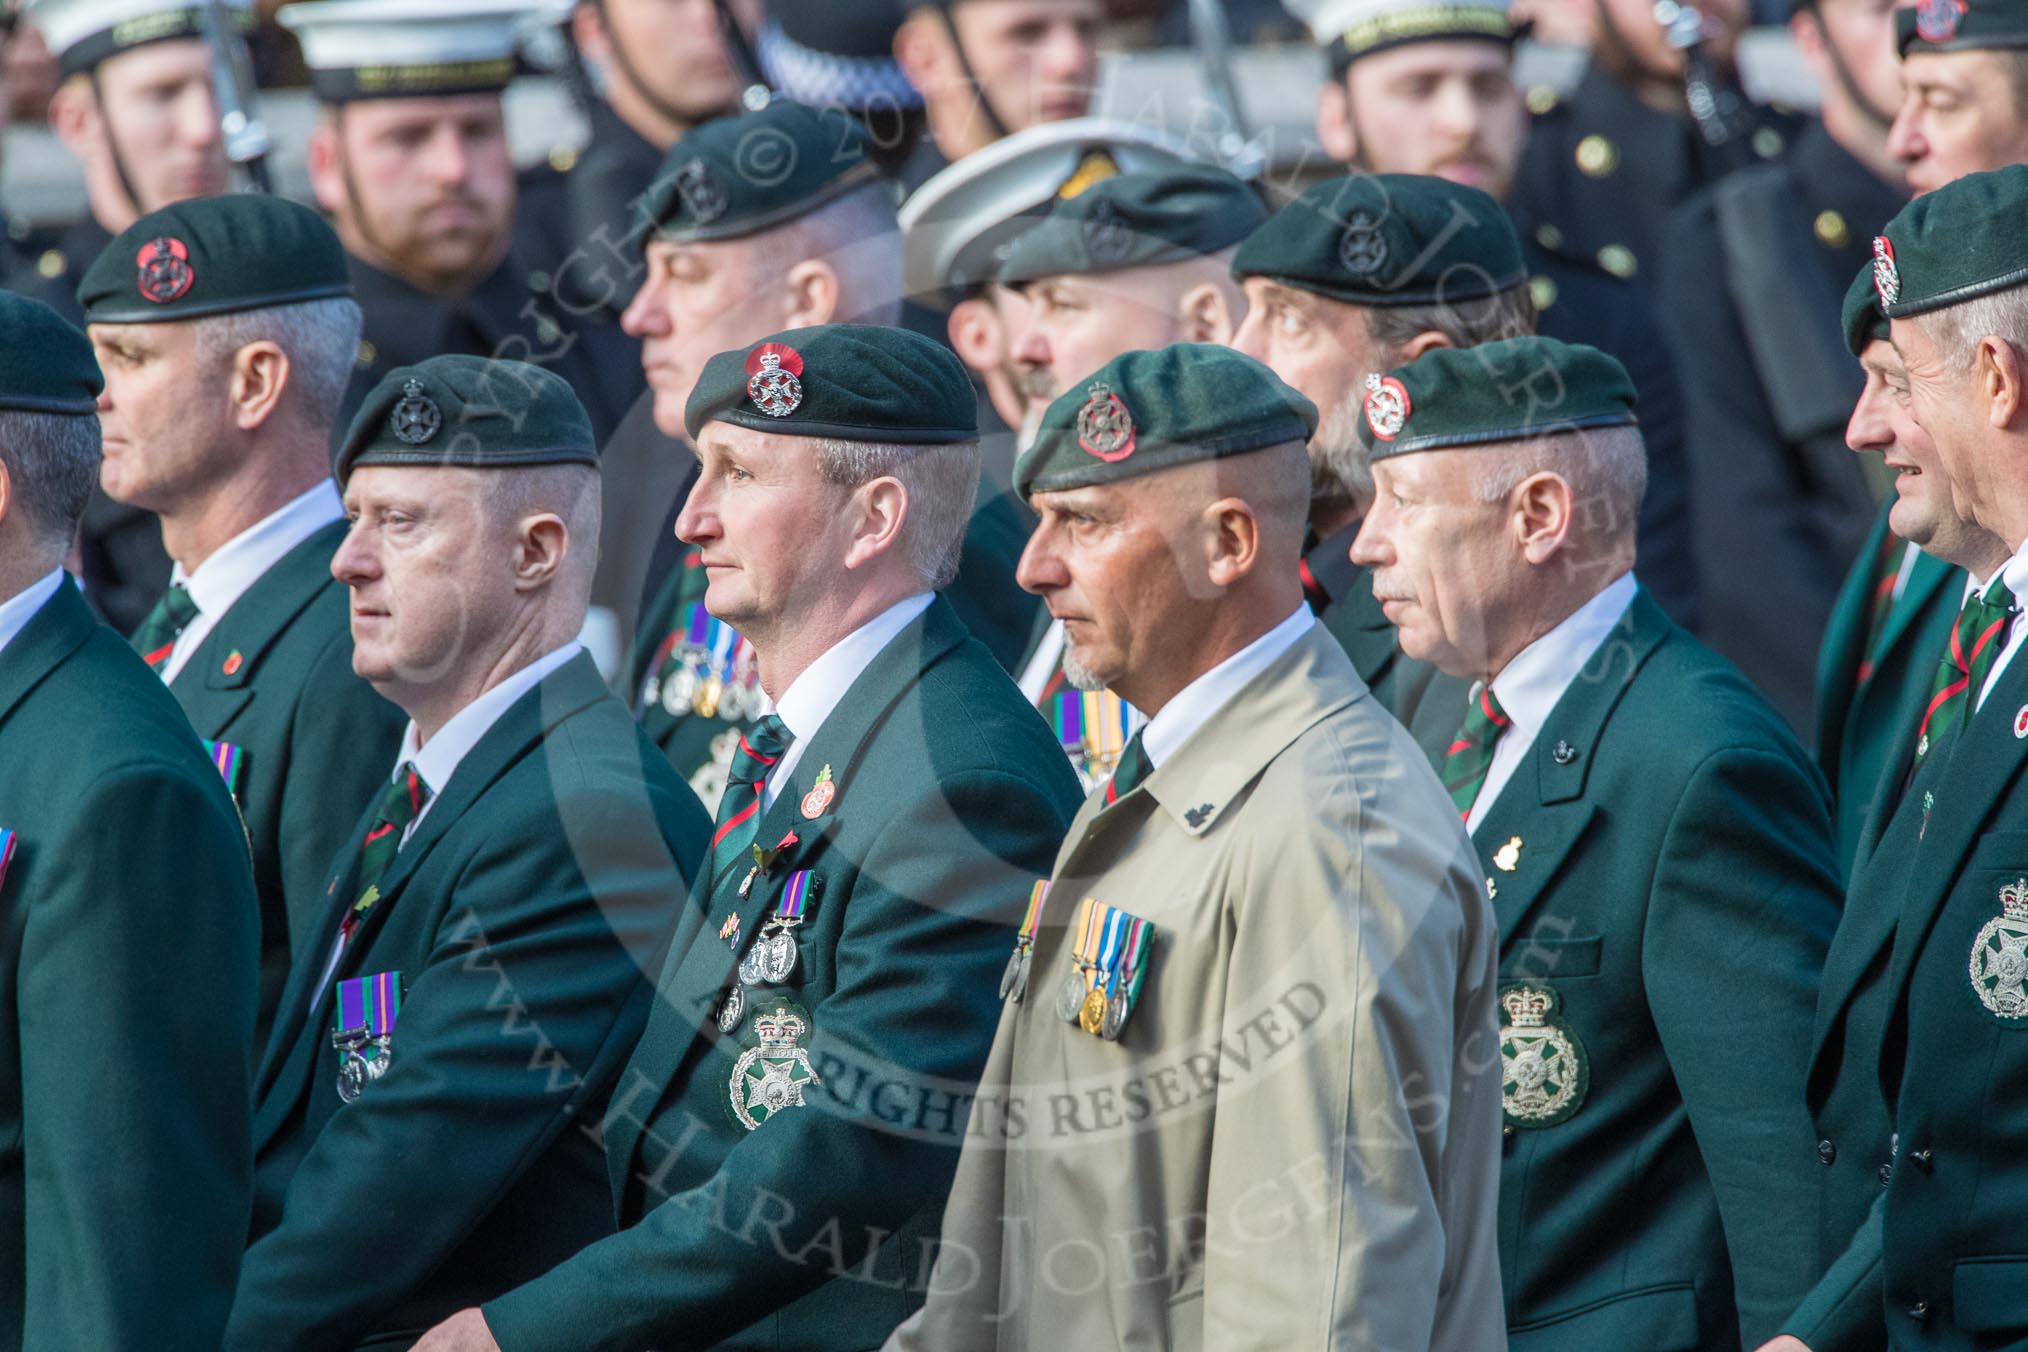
[693,674,725,720]
[1078,985,1107,1034]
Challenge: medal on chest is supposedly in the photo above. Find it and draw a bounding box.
[730,1002,822,1130]
[1498,984,1589,1128]
[1970,877,2028,1020]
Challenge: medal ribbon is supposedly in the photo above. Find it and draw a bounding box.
[1052,692,1085,754]
[1073,896,1104,978]
[1112,915,1152,1001]
[777,869,815,924]
[1094,906,1129,992]
[205,739,244,793]
[0,829,15,894]
[1018,880,1049,945]
[334,970,402,1036]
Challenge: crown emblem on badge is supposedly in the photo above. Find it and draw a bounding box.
[136,236,194,304]
[1873,235,1901,307]
[1339,211,1388,278]
[2002,879,2028,923]
[745,342,804,418]
[754,1006,808,1048]
[1502,986,1553,1028]
[390,379,442,445]
[1076,381,1136,462]
[1363,372,1411,441]
[674,156,726,225]
[1915,0,1968,42]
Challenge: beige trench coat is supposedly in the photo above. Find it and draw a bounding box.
[887,625,1507,1351]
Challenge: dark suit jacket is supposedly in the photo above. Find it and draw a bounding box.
[482,596,1082,1352]
[224,652,711,1351]
[0,580,259,1351]
[161,520,407,1048]
[1481,588,1839,1350]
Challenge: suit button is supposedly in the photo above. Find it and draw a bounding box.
[1911,1148,1934,1172]
[1502,1124,1516,1139]
[1908,1299,1930,1320]
[1818,1138,1837,1164]
[1878,1162,1894,1185]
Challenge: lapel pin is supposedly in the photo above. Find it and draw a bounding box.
[1185,803,1213,828]
[222,649,244,676]
[1921,789,1935,841]
[1494,836,1523,871]
[2014,705,2028,739]
[719,912,741,945]
[1486,876,1498,900]
[800,765,835,819]
[1551,741,1578,766]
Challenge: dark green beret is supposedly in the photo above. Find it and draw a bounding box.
[684,324,978,445]
[1870,163,2028,319]
[1843,260,1889,358]
[0,292,102,414]
[1231,173,1526,307]
[335,355,597,485]
[641,99,882,251]
[78,194,351,325]
[996,167,1267,286]
[1356,337,1636,459]
[1015,344,1317,499]
[1897,0,2028,55]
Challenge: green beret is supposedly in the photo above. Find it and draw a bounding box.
[335,355,597,485]
[684,324,978,445]
[0,292,102,415]
[1015,344,1318,499]
[1843,260,1889,358]
[1231,173,1527,307]
[996,167,1267,286]
[1870,164,2028,319]
[1356,337,1636,459]
[78,194,351,325]
[1896,0,2028,55]
[641,100,881,251]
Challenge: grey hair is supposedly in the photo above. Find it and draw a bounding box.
[750,181,904,326]
[1468,423,1648,548]
[0,410,101,546]
[1923,281,2028,372]
[1363,280,1537,354]
[813,436,982,589]
[193,296,365,430]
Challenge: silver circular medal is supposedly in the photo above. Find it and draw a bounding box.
[717,983,745,1034]
[716,679,747,723]
[1101,990,1128,1041]
[337,1051,367,1104]
[761,928,799,984]
[662,656,701,717]
[737,939,771,987]
[998,947,1023,1001]
[1056,968,1089,1023]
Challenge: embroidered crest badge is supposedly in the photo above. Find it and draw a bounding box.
[745,342,804,418]
[1872,235,1901,308]
[673,156,726,225]
[1363,372,1411,441]
[1338,211,1387,277]
[390,379,442,445]
[731,1003,822,1130]
[1915,0,1968,43]
[1076,381,1137,462]
[136,236,195,304]
[1971,878,2028,1020]
[1499,984,1589,1128]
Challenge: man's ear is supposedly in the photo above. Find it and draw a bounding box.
[1316,78,1358,164]
[305,117,347,217]
[230,341,293,432]
[571,1,612,66]
[47,76,98,160]
[513,512,571,590]
[1396,330,1456,363]
[782,258,842,328]
[947,296,1007,374]
[1513,470,1576,565]
[1203,497,1263,588]
[842,476,909,571]
[1178,282,1239,345]
[893,10,952,98]
[1982,336,2028,431]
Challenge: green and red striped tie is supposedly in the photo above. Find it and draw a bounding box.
[1911,579,2018,773]
[1443,686,1512,819]
[709,714,793,868]
[338,767,431,950]
[1105,730,1151,805]
[1856,536,1908,686]
[131,584,200,673]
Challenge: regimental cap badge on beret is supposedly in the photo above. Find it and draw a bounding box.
[1339,211,1387,278]
[1915,0,1968,42]
[1873,234,1901,307]
[1076,381,1136,462]
[745,342,805,418]
[1363,372,1411,441]
[390,379,442,446]
[1082,197,1136,268]
[136,236,194,304]
[674,157,728,226]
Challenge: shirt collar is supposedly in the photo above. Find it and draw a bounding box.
[0,570,66,661]
[393,642,583,793]
[1988,538,2028,607]
[175,480,343,621]
[1483,572,1638,744]
[1141,604,1315,768]
[772,593,934,747]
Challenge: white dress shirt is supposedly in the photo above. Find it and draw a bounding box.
[1977,539,2028,711]
[767,593,933,808]
[0,569,65,661]
[1141,603,1315,769]
[162,480,344,683]
[1466,572,1638,833]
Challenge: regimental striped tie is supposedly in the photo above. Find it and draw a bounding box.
[1911,579,2019,773]
[1105,730,1151,805]
[1856,536,1908,686]
[338,767,431,954]
[1443,686,1512,819]
[130,584,200,674]
[709,714,793,869]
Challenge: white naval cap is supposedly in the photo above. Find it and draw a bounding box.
[25,0,255,78]
[1283,0,1514,72]
[277,0,545,101]
[898,116,1218,306]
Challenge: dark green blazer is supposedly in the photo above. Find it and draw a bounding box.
[482,596,1082,1352]
[1305,519,1467,757]
[0,580,259,1351]
[225,652,712,1352]
[1479,588,1840,1351]
[1812,501,1961,880]
[162,519,407,1049]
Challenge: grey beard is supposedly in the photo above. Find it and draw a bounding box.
[1061,645,1109,692]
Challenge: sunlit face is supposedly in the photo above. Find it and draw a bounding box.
[90,41,230,214]
[1892,312,1995,532]
[317,95,516,292]
[1017,477,1201,694]
[622,236,776,437]
[1230,279,1386,505]
[1350,449,1520,677]
[675,422,856,633]
[1013,270,1187,404]
[90,320,230,513]
[951,0,1102,130]
[334,467,519,703]
[1847,338,1958,550]
[1341,41,1525,199]
[1804,0,1903,125]
[1889,51,2028,196]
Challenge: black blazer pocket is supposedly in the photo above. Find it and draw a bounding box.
[1953,1255,2028,1334]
